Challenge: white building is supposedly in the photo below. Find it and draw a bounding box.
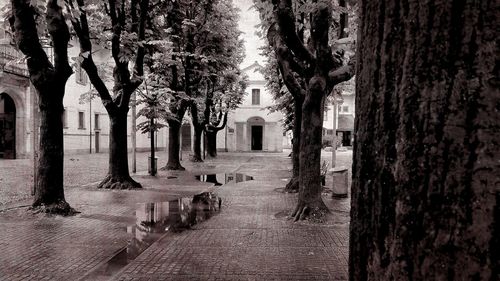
[0,26,166,159]
[216,61,284,152]
[323,90,355,147]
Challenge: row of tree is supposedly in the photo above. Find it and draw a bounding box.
[8,0,246,214]
[257,0,497,279]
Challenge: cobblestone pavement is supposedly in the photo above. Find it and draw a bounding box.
[0,150,352,281]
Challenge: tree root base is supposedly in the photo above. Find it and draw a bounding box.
[284,178,299,193]
[30,201,79,216]
[190,157,204,163]
[290,201,330,222]
[97,175,142,189]
[160,163,186,171]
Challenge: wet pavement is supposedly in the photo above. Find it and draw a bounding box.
[0,150,352,281]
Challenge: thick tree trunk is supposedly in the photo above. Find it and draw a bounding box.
[32,88,75,215]
[291,83,329,221]
[350,1,499,280]
[206,131,217,158]
[98,111,141,189]
[191,127,203,162]
[164,121,185,170]
[285,99,302,192]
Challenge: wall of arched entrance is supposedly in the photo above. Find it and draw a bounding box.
[0,88,28,159]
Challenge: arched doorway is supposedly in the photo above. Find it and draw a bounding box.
[0,93,16,159]
[247,116,265,151]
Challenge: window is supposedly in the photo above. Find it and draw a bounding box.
[62,108,68,128]
[324,108,328,121]
[75,64,88,85]
[338,105,349,113]
[78,111,85,129]
[251,89,260,105]
[94,113,100,130]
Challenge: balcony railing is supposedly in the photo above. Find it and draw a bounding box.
[0,44,29,78]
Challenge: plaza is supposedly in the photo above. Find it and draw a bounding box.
[0,150,353,281]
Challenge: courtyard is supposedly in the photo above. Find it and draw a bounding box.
[0,150,353,281]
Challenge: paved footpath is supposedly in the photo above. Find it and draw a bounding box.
[0,151,351,281]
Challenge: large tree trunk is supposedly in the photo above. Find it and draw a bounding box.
[191,126,203,162]
[291,82,329,221]
[164,121,185,170]
[350,1,499,280]
[10,0,75,215]
[285,99,302,192]
[32,88,75,214]
[206,112,227,158]
[98,111,141,189]
[206,131,217,158]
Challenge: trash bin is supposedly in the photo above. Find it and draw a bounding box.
[148,156,158,175]
[330,166,348,198]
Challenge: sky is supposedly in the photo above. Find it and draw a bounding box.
[232,0,266,68]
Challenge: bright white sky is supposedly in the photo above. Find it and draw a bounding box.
[233,0,265,68]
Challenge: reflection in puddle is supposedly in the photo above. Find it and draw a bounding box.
[195,173,254,186]
[82,192,219,280]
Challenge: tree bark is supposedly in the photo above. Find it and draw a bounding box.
[164,120,185,170]
[206,130,218,158]
[10,0,75,215]
[205,111,228,159]
[350,1,499,280]
[32,87,75,214]
[290,78,329,221]
[285,99,302,192]
[98,111,141,189]
[191,126,203,162]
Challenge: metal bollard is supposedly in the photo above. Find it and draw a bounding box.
[330,166,349,198]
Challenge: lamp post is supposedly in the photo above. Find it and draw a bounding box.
[131,92,137,173]
[89,84,92,154]
[331,95,343,168]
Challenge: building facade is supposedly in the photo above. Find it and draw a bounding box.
[0,27,165,159]
[216,62,284,152]
[323,90,355,147]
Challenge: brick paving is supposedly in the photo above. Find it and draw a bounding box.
[0,150,352,281]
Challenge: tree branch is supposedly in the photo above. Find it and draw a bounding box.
[310,3,334,73]
[272,0,314,65]
[328,56,356,85]
[70,0,117,114]
[108,0,122,66]
[46,0,72,81]
[267,23,306,99]
[9,0,53,87]
[215,111,228,131]
[130,0,149,89]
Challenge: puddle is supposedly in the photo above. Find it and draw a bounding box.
[195,173,254,186]
[81,192,220,280]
